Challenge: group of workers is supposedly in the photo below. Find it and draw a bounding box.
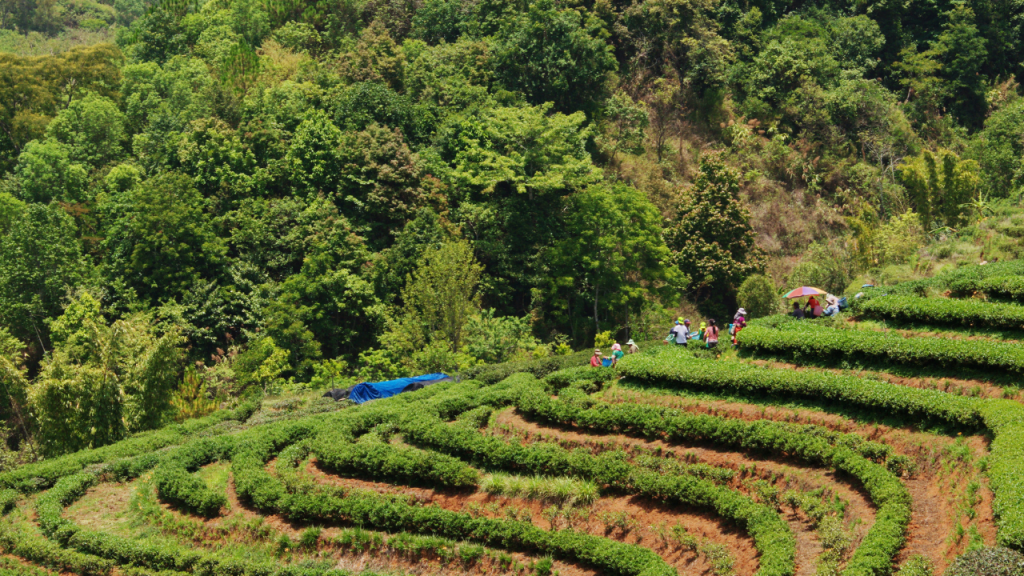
[664,307,748,349]
[589,307,752,368]
[589,292,848,368]
[791,294,841,319]
[590,339,640,367]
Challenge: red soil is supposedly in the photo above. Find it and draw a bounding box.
[602,384,995,573]
[491,409,877,576]
[604,385,982,471]
[305,459,760,576]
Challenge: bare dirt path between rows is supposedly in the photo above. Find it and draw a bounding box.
[63,472,559,576]
[305,458,756,576]
[605,384,984,471]
[490,410,854,576]
[600,385,997,572]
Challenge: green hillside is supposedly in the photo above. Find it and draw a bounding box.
[4,1,1024,573]
[4,278,1024,576]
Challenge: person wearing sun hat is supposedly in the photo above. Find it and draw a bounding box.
[731,308,747,347]
[611,343,624,365]
[590,348,603,367]
[626,339,640,354]
[667,320,688,345]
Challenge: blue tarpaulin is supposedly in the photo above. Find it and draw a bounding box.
[347,373,449,404]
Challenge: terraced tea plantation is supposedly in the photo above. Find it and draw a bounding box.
[4,279,1024,576]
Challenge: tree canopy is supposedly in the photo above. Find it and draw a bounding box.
[1,0,1024,455]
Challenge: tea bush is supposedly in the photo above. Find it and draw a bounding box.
[741,317,1024,375]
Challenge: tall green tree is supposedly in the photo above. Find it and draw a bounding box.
[440,103,601,197]
[334,123,436,247]
[371,208,449,305]
[934,6,988,129]
[967,98,1024,199]
[45,92,127,168]
[0,326,31,453]
[898,148,979,229]
[491,0,617,114]
[262,201,385,365]
[545,184,685,344]
[410,0,470,44]
[396,239,482,353]
[0,45,122,172]
[13,139,89,203]
[101,172,226,305]
[665,155,764,317]
[436,102,601,312]
[0,203,90,350]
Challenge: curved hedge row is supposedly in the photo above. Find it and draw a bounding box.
[741,318,1024,375]
[976,276,1024,303]
[618,350,1024,551]
[0,527,113,575]
[867,261,1024,298]
[980,401,1024,549]
[30,450,376,575]
[284,489,676,576]
[153,436,234,517]
[0,400,258,494]
[513,385,909,576]
[458,350,596,384]
[616,352,986,428]
[228,386,681,576]
[859,295,1024,331]
[316,432,480,489]
[14,358,1017,576]
[397,402,796,576]
[8,380,682,576]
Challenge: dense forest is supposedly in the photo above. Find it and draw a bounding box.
[2,0,1024,456]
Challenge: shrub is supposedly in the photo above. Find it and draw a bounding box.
[458,351,592,383]
[152,436,233,517]
[0,489,17,514]
[896,555,933,576]
[977,276,1024,303]
[316,432,479,489]
[170,369,218,423]
[738,274,781,319]
[741,317,1024,376]
[860,295,1024,330]
[153,463,227,517]
[942,546,1024,576]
